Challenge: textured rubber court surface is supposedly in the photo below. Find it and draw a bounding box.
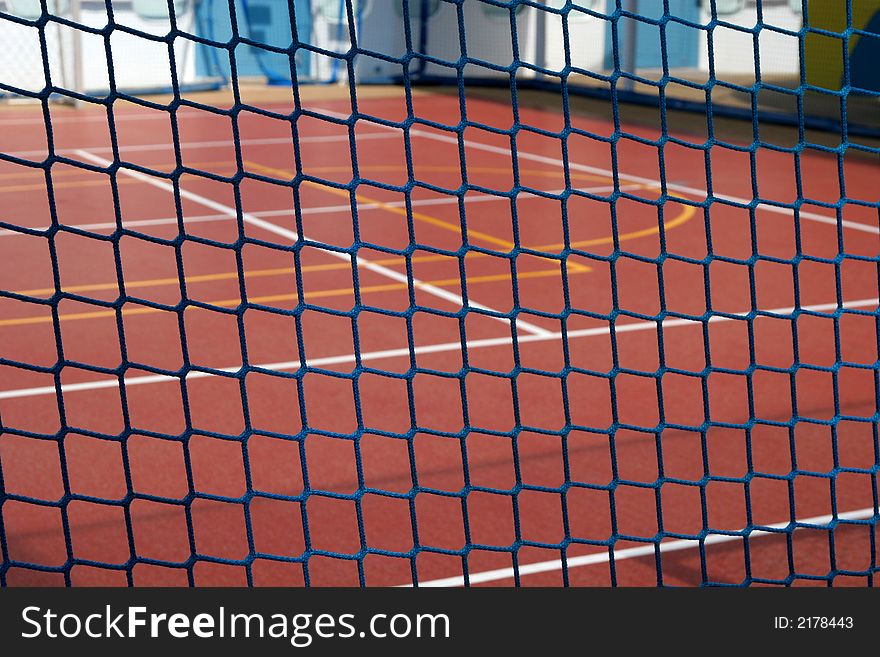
[1,92,878,586]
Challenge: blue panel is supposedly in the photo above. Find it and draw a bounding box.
[196,0,312,81]
[849,11,880,93]
[603,0,700,70]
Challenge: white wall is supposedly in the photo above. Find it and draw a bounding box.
[540,5,607,76]
[698,2,803,83]
[0,1,202,98]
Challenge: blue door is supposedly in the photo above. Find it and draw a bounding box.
[196,0,312,82]
[603,0,700,70]
[850,9,880,93]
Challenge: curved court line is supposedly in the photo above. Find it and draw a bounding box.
[0,163,660,248]
[246,160,517,251]
[1,157,693,320]
[1,160,690,251]
[552,203,698,251]
[4,187,693,311]
[1,297,875,401]
[412,124,880,236]
[0,267,590,328]
[306,106,879,237]
[70,150,553,338]
[244,160,692,255]
[10,248,591,299]
[5,205,694,303]
[0,206,696,304]
[404,506,879,587]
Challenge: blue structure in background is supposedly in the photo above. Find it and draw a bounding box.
[603,0,700,70]
[850,9,880,93]
[195,0,312,82]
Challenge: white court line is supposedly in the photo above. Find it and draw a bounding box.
[0,112,191,128]
[3,131,396,160]
[12,105,873,234]
[406,506,879,587]
[415,129,880,235]
[0,108,265,127]
[71,149,551,338]
[313,106,880,236]
[0,183,632,238]
[2,297,876,400]
[6,106,874,586]
[7,106,875,235]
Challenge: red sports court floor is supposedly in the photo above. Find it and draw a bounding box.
[0,90,878,586]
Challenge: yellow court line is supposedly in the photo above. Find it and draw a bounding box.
[12,249,592,299]
[10,202,694,299]
[245,160,687,273]
[535,202,698,252]
[6,160,694,301]
[244,161,677,259]
[246,160,518,251]
[0,267,587,328]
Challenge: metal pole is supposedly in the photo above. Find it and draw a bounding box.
[621,0,638,93]
[534,0,547,75]
[70,0,84,105]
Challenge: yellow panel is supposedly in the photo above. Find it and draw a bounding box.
[805,0,880,91]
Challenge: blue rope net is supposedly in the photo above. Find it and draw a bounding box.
[0,0,878,587]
